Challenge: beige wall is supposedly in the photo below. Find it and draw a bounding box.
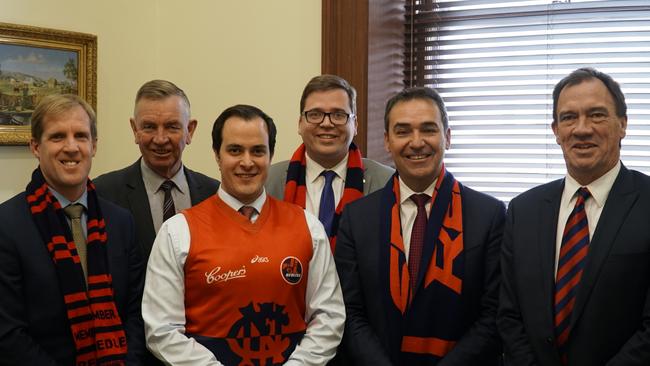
[0,0,321,201]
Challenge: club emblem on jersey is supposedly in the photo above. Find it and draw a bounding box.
[227,302,290,365]
[280,256,303,285]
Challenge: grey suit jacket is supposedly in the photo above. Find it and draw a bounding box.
[498,164,650,365]
[93,159,219,259]
[265,157,394,200]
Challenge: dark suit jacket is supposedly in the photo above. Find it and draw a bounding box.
[93,159,219,259]
[0,193,146,365]
[498,165,650,365]
[335,183,505,365]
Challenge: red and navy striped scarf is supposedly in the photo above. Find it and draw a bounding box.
[26,167,127,366]
[283,142,364,251]
[379,165,465,365]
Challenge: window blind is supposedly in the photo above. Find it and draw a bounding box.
[405,0,650,202]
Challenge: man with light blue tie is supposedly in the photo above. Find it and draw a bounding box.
[266,74,393,249]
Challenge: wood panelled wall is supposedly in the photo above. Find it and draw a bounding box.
[321,0,405,165]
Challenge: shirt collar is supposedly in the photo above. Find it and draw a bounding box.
[562,161,620,209]
[49,187,88,210]
[305,152,349,184]
[218,187,267,214]
[140,158,187,194]
[398,176,437,205]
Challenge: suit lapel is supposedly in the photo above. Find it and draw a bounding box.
[362,163,371,195]
[185,167,203,205]
[539,180,563,330]
[125,161,156,253]
[571,166,638,328]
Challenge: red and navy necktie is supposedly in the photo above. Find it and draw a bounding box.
[554,187,591,363]
[409,193,430,293]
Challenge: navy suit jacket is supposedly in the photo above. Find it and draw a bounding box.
[498,165,650,365]
[0,192,146,365]
[93,159,219,259]
[334,182,505,365]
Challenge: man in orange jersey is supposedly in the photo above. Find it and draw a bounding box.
[334,87,505,365]
[142,104,345,365]
[0,94,146,365]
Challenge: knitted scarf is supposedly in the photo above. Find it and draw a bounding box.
[379,165,465,365]
[283,142,364,251]
[26,168,127,366]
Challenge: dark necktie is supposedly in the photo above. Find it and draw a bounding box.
[318,170,337,236]
[554,187,591,362]
[160,180,176,222]
[409,193,430,292]
[239,206,256,222]
[63,204,87,281]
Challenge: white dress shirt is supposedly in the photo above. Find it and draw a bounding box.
[304,153,348,216]
[142,187,345,366]
[140,159,192,232]
[554,161,620,276]
[398,178,436,261]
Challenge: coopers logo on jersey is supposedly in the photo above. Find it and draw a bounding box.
[280,256,303,285]
[205,265,247,284]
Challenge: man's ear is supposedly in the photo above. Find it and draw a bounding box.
[29,138,40,159]
[186,119,198,144]
[130,118,139,144]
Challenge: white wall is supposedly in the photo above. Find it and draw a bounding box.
[0,0,320,201]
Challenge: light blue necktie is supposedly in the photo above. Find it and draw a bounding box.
[318,170,337,236]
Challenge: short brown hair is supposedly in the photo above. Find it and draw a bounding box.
[299,74,357,114]
[31,94,96,142]
[134,79,191,116]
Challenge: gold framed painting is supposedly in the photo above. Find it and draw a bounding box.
[0,22,97,145]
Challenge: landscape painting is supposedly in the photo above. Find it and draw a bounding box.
[0,44,79,126]
[0,23,96,145]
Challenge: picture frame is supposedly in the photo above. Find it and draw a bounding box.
[0,22,97,145]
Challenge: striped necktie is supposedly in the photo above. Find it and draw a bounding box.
[554,187,591,363]
[160,180,176,222]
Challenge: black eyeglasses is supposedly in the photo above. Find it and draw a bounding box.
[303,110,355,125]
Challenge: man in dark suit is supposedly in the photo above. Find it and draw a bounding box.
[266,75,393,248]
[498,67,650,365]
[94,80,218,259]
[335,87,505,365]
[0,94,145,365]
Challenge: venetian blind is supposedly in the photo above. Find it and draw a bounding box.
[405,0,650,202]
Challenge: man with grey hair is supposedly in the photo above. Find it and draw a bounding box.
[94,80,219,261]
[0,94,146,365]
[498,67,650,365]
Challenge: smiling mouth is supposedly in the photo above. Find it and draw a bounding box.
[60,160,80,166]
[152,148,171,155]
[236,173,257,179]
[317,134,338,139]
[573,144,596,150]
[406,153,431,161]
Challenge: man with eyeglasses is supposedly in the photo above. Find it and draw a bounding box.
[266,74,393,250]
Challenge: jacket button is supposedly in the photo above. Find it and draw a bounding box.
[546,337,553,344]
